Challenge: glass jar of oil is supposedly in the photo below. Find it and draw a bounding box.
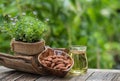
[70,46,88,75]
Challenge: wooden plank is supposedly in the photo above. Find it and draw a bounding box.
[86,71,119,81]
[52,73,79,81]
[102,72,117,81]
[89,69,120,73]
[116,76,120,81]
[0,66,15,80]
[52,71,94,81]
[0,66,13,73]
[0,66,120,81]
[112,73,120,81]
[15,73,40,81]
[0,71,24,81]
[0,71,15,79]
[35,75,56,81]
[86,72,109,81]
[75,71,95,81]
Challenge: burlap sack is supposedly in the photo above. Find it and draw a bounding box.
[10,39,45,55]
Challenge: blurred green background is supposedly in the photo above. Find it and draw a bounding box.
[0,0,120,69]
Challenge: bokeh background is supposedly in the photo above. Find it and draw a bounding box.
[0,0,120,69]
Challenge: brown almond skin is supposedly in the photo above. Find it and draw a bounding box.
[57,58,64,62]
[51,63,55,68]
[59,67,67,70]
[56,55,63,58]
[52,55,57,59]
[44,58,48,61]
[57,61,64,64]
[54,63,65,69]
[66,64,71,69]
[47,57,52,61]
[41,53,72,71]
[52,58,58,63]
[64,60,69,64]
[60,56,65,58]
[63,56,67,60]
[44,61,51,67]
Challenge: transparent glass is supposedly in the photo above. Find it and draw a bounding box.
[70,45,88,75]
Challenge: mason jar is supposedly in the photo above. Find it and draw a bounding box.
[70,45,88,75]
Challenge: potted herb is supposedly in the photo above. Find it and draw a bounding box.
[2,16,47,55]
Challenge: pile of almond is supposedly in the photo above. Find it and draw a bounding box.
[41,50,72,71]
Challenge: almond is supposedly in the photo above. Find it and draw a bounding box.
[54,64,65,69]
[59,67,67,70]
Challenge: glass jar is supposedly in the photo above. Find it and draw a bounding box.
[70,45,88,75]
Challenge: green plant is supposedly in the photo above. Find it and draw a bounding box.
[2,16,47,43]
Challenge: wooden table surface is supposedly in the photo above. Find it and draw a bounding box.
[0,66,120,81]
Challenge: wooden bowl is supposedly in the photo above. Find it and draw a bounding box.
[38,47,74,77]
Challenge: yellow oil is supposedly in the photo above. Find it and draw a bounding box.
[70,50,88,75]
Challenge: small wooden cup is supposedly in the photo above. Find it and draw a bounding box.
[38,47,74,77]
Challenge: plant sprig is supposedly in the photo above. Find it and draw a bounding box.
[2,16,48,43]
